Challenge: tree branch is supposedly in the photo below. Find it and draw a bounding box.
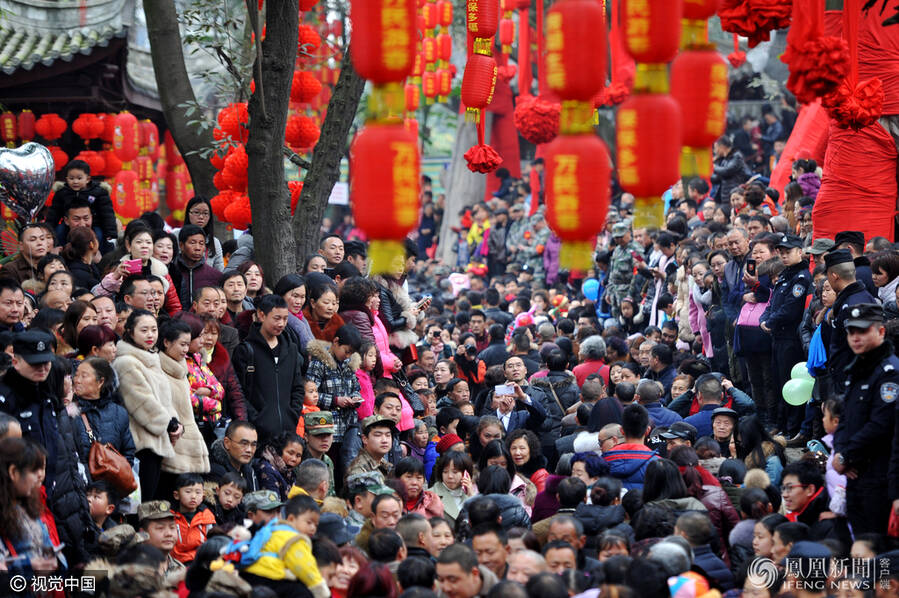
[282,146,312,170]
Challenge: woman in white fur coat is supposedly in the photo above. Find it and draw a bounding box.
[113,309,179,500]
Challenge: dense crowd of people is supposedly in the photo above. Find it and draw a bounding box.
[0,129,897,598]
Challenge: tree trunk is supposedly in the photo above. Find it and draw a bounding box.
[142,0,217,199]
[292,48,366,262]
[246,0,299,282]
[437,115,488,264]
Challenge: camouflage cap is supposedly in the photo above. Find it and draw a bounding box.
[345,471,395,496]
[305,411,335,435]
[242,490,283,512]
[137,500,174,522]
[98,524,148,555]
[611,221,630,237]
[361,414,398,435]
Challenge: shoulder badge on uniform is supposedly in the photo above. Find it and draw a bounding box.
[792,284,805,298]
[880,382,899,403]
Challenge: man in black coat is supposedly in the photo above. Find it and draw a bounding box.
[834,230,877,297]
[231,295,304,444]
[825,249,877,392]
[0,330,94,567]
[710,135,749,204]
[478,324,509,367]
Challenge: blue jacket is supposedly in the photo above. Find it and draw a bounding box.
[643,402,682,428]
[683,404,720,438]
[74,392,136,466]
[603,443,659,490]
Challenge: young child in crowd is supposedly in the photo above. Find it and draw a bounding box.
[821,399,846,516]
[171,473,217,564]
[306,325,363,446]
[211,471,247,528]
[241,494,329,598]
[86,480,118,531]
[402,419,438,481]
[355,341,378,419]
[296,378,322,438]
[46,159,117,247]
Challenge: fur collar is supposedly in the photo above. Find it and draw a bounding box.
[302,306,345,341]
[159,351,188,379]
[306,339,360,371]
[115,339,161,369]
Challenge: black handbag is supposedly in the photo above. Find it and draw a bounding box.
[393,371,425,416]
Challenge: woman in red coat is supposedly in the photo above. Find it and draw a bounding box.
[198,316,247,421]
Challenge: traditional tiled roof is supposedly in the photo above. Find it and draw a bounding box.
[0,24,126,75]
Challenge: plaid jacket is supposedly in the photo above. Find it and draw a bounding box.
[305,340,361,442]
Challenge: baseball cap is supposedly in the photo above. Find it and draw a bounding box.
[844,303,883,329]
[805,238,835,256]
[361,415,398,435]
[316,512,354,546]
[137,500,175,522]
[12,330,54,365]
[659,421,698,444]
[711,407,739,422]
[242,490,283,512]
[305,411,335,436]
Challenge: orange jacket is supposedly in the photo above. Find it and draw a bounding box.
[172,505,217,564]
[295,404,321,437]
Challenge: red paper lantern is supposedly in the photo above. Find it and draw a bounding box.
[224,195,252,230]
[461,53,497,112]
[136,156,154,181]
[35,113,67,141]
[76,151,105,176]
[621,0,682,64]
[139,120,160,160]
[545,0,607,102]
[211,191,237,220]
[671,49,728,177]
[499,18,515,53]
[48,146,68,171]
[289,180,304,215]
[405,83,421,112]
[285,115,321,149]
[423,38,437,64]
[683,0,720,20]
[616,95,681,226]
[437,68,452,97]
[299,0,318,10]
[544,133,611,269]
[437,33,452,61]
[467,0,500,39]
[422,2,437,29]
[291,71,323,103]
[350,123,420,269]
[222,145,249,192]
[0,113,16,147]
[166,168,191,211]
[437,0,453,27]
[423,71,439,100]
[17,111,35,141]
[113,112,140,163]
[99,114,115,142]
[164,131,184,167]
[112,169,140,219]
[298,25,322,53]
[351,0,417,84]
[73,113,103,140]
[102,150,123,177]
[217,103,249,143]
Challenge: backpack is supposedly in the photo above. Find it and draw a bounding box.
[221,518,304,568]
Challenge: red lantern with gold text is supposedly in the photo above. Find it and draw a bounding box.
[17,111,35,142]
[437,68,452,99]
[422,71,438,101]
[545,0,606,102]
[164,131,184,167]
[437,33,452,62]
[617,0,683,228]
[616,95,681,225]
[462,0,502,173]
[437,0,452,27]
[112,169,140,219]
[351,0,417,117]
[0,113,15,147]
[405,83,420,112]
[350,123,421,273]
[136,156,154,182]
[166,168,191,212]
[545,134,611,270]
[499,18,514,54]
[113,112,140,164]
[422,2,437,29]
[139,120,160,161]
[671,50,728,178]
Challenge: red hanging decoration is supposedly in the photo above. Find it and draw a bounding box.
[545,0,606,102]
[437,68,452,98]
[0,113,16,147]
[299,0,318,10]
[224,195,253,230]
[113,112,140,163]
[291,71,323,103]
[782,0,848,104]
[211,191,237,221]
[217,103,249,143]
[671,50,729,178]
[222,145,249,192]
[48,146,68,172]
[423,71,439,100]
[285,115,321,149]
[350,123,421,269]
[17,111,35,141]
[102,149,123,177]
[513,95,560,145]
[112,169,140,219]
[719,0,791,48]
[351,0,417,84]
[405,83,421,112]
[164,131,184,167]
[136,156,154,181]
[461,53,497,115]
[35,114,67,141]
[73,114,102,141]
[728,33,747,67]
[298,25,322,54]
[166,168,191,212]
[463,0,502,173]
[289,180,304,215]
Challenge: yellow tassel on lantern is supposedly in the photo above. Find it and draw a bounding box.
[465,107,481,123]
[560,241,594,272]
[368,83,405,122]
[634,63,669,94]
[633,197,665,229]
[368,239,406,275]
[473,37,492,56]
[560,101,594,135]
[681,146,712,178]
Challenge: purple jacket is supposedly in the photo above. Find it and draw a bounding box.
[543,235,562,286]
[798,172,821,200]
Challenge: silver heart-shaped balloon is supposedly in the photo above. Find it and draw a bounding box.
[0,142,55,221]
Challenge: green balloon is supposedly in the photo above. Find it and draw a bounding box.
[790,361,813,381]
[783,378,814,406]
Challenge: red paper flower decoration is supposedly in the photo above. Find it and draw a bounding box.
[285,115,320,149]
[784,36,849,104]
[289,180,304,214]
[728,51,747,68]
[211,191,238,220]
[291,71,323,103]
[596,82,631,107]
[823,77,884,131]
[298,25,321,54]
[719,0,791,48]
[497,64,517,82]
[48,146,68,171]
[217,103,249,143]
[224,195,252,230]
[464,144,503,174]
[513,95,560,145]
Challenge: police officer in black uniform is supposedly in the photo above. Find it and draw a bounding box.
[825,249,877,393]
[832,303,899,536]
[760,234,811,437]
